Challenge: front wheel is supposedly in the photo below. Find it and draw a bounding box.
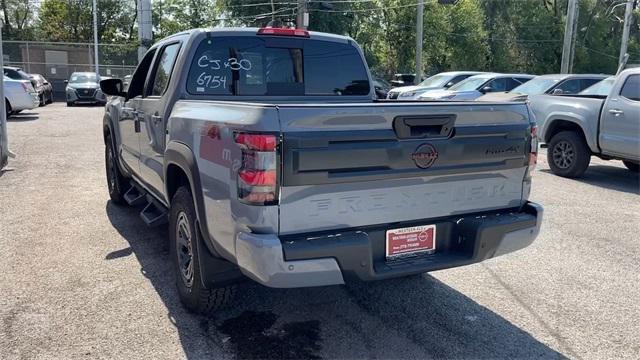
[66,101,73,107]
[623,160,639,173]
[547,131,591,178]
[105,135,128,205]
[170,187,235,314]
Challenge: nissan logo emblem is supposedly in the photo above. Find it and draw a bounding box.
[411,143,438,169]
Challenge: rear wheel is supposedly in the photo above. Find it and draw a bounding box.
[39,93,45,106]
[547,131,591,178]
[623,160,639,173]
[170,186,236,314]
[67,101,73,107]
[105,135,128,205]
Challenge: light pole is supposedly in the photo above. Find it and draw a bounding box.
[92,0,99,77]
[618,0,635,68]
[415,1,424,85]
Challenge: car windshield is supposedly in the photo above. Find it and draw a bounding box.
[418,74,451,87]
[511,77,560,95]
[449,76,489,91]
[70,73,98,83]
[579,77,615,96]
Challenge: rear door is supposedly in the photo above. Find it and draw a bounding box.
[137,41,182,195]
[600,73,640,159]
[278,102,532,235]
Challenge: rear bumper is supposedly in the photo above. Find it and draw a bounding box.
[236,202,542,288]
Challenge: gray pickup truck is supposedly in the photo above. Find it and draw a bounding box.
[529,68,640,177]
[100,27,542,314]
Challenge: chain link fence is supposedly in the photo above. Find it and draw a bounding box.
[2,40,139,101]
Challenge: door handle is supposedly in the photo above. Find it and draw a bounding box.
[608,109,624,116]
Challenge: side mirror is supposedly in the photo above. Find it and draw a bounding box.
[63,80,68,84]
[100,78,126,97]
[444,81,455,88]
[552,88,564,95]
[481,86,493,94]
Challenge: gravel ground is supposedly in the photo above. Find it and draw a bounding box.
[1,104,639,360]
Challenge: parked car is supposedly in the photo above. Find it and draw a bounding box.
[418,73,535,101]
[390,73,417,87]
[578,76,615,96]
[3,75,39,117]
[30,74,54,105]
[387,71,484,100]
[477,74,610,102]
[65,72,107,106]
[3,66,38,90]
[529,68,639,176]
[100,27,542,314]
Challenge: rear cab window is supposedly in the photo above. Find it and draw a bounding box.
[186,35,370,96]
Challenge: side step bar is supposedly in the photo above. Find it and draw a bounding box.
[140,195,168,227]
[124,182,168,227]
[123,182,146,206]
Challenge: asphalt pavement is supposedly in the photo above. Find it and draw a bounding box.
[1,104,639,359]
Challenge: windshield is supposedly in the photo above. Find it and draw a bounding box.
[418,74,450,88]
[70,73,98,83]
[511,77,560,95]
[579,77,615,96]
[449,76,488,91]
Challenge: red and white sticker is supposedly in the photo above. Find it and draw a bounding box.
[385,224,436,259]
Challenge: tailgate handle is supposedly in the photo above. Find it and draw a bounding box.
[393,115,456,139]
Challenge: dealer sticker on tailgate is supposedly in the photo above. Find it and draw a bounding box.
[386,224,436,259]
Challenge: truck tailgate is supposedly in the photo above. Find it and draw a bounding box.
[278,102,532,235]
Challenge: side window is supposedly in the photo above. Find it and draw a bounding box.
[555,79,582,94]
[149,43,181,96]
[486,78,508,92]
[127,49,157,99]
[619,74,640,101]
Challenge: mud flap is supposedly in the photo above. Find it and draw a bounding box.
[195,219,245,288]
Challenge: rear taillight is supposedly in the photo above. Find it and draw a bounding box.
[528,124,538,175]
[234,132,278,205]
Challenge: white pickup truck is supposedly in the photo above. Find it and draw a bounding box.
[529,68,640,177]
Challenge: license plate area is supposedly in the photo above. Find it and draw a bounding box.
[385,224,436,260]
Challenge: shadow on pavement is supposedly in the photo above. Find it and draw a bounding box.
[541,165,639,195]
[105,201,566,360]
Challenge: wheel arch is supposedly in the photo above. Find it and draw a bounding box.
[543,118,595,153]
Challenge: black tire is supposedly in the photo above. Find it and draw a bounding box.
[170,186,236,314]
[39,94,45,107]
[67,101,73,107]
[547,131,591,178]
[105,135,128,205]
[5,100,11,118]
[623,160,639,173]
[47,92,54,104]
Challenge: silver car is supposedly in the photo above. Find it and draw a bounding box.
[386,71,483,100]
[418,73,535,101]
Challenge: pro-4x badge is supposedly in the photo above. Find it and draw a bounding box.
[411,143,438,169]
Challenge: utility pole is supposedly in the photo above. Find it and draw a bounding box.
[618,0,635,68]
[0,19,7,169]
[137,0,153,61]
[92,0,99,77]
[560,0,579,74]
[296,0,308,29]
[415,1,424,85]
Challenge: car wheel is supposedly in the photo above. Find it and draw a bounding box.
[547,131,591,178]
[105,135,128,205]
[48,92,54,104]
[66,101,73,107]
[623,160,639,173]
[39,94,45,107]
[170,186,236,314]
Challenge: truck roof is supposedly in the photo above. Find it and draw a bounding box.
[158,27,353,45]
